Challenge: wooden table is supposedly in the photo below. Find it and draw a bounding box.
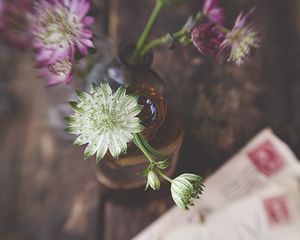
[2,0,300,239]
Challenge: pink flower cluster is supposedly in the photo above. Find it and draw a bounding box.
[0,0,95,86]
[192,0,259,65]
[29,0,95,85]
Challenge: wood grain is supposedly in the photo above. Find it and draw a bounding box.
[104,0,300,239]
[0,53,102,240]
[1,0,300,240]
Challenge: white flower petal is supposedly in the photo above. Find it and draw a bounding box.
[66,83,144,162]
[96,142,108,163]
[108,133,122,158]
[73,134,89,145]
[84,142,98,159]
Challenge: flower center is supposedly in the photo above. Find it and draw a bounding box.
[38,7,82,45]
[96,109,120,132]
[48,59,72,77]
[227,26,259,63]
[102,115,116,129]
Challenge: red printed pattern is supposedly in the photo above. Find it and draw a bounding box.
[248,140,284,176]
[263,195,290,225]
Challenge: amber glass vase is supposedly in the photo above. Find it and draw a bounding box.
[95,45,184,189]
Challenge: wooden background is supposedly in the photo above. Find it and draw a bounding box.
[1,0,300,239]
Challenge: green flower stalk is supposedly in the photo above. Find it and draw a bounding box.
[65,82,204,209]
[135,11,205,61]
[131,0,187,63]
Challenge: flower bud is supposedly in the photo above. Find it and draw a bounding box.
[203,0,225,25]
[155,160,169,169]
[191,23,225,59]
[146,171,161,191]
[171,174,204,209]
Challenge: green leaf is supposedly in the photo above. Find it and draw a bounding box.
[137,133,169,161]
[155,160,169,169]
[138,164,153,177]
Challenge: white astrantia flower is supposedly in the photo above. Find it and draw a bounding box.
[171,174,204,209]
[65,82,144,162]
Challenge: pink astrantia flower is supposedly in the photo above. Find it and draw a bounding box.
[191,23,225,59]
[203,0,225,25]
[0,0,32,49]
[221,8,260,65]
[29,0,95,85]
[30,0,94,63]
[38,51,75,86]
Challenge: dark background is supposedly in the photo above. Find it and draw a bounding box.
[1,0,300,239]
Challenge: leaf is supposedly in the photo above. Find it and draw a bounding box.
[155,160,169,169]
[137,133,169,161]
[138,164,153,177]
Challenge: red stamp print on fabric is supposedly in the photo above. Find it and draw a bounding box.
[247,140,284,176]
[263,195,290,225]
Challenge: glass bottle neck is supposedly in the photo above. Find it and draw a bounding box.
[117,45,153,71]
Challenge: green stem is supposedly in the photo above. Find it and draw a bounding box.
[133,133,173,183]
[140,36,169,57]
[137,133,168,160]
[140,29,188,57]
[155,168,173,183]
[131,1,164,63]
[133,133,156,164]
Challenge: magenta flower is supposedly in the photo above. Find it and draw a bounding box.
[203,0,225,25]
[30,0,94,62]
[29,0,95,85]
[191,23,225,59]
[221,8,260,65]
[38,51,74,86]
[0,0,32,49]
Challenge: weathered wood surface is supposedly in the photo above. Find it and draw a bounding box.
[1,0,300,240]
[0,53,101,240]
[104,1,300,239]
